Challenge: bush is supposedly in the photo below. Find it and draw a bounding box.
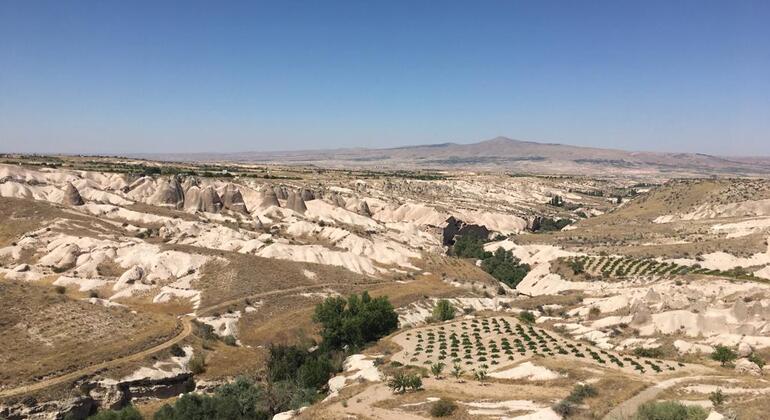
[54,285,66,294]
[194,321,216,341]
[433,299,456,322]
[634,401,708,420]
[518,311,536,324]
[387,371,423,394]
[430,362,445,379]
[552,400,576,417]
[749,352,766,368]
[567,384,597,403]
[711,345,737,367]
[188,353,206,374]
[89,405,142,420]
[709,388,725,407]
[430,398,457,417]
[169,344,186,357]
[633,347,665,358]
[223,335,237,346]
[313,292,398,351]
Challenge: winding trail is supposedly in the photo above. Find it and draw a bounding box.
[0,281,386,398]
[602,375,720,420]
[0,317,194,399]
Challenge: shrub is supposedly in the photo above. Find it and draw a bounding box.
[552,400,575,417]
[433,299,456,322]
[169,344,186,357]
[188,353,206,374]
[430,398,457,417]
[451,363,463,379]
[387,371,423,394]
[518,311,536,324]
[54,285,66,294]
[634,401,708,420]
[89,405,142,420]
[566,383,597,404]
[749,352,766,368]
[223,335,237,346]
[711,345,737,367]
[709,388,726,407]
[430,362,445,379]
[633,347,665,358]
[194,322,216,341]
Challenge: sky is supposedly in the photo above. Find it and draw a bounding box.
[1,1,769,156]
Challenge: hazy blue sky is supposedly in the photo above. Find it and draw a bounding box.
[1,1,768,155]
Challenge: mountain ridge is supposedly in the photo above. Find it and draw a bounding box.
[131,136,770,177]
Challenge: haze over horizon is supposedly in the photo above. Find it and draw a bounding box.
[1,1,769,156]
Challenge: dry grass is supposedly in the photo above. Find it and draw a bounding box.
[0,280,177,389]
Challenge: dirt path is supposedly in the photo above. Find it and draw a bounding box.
[0,281,389,399]
[602,376,719,420]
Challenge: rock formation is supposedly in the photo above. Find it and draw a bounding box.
[114,266,145,291]
[300,188,316,201]
[260,188,281,208]
[199,186,223,213]
[62,182,84,206]
[148,177,184,209]
[183,186,203,212]
[286,190,307,214]
[221,184,248,213]
[329,192,346,208]
[274,185,288,200]
[356,199,372,217]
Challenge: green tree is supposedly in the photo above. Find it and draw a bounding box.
[711,345,737,367]
[452,235,490,259]
[432,299,456,322]
[481,248,531,288]
[313,292,398,351]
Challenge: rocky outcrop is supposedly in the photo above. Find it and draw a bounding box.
[630,303,652,326]
[199,186,223,213]
[0,374,194,420]
[329,192,346,208]
[737,341,753,358]
[274,185,288,200]
[300,188,316,201]
[62,182,85,206]
[526,216,542,232]
[260,188,281,208]
[113,266,145,291]
[221,184,248,213]
[735,358,762,376]
[148,177,184,209]
[286,191,307,214]
[356,200,371,217]
[184,185,203,212]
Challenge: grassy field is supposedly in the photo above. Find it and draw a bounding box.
[0,280,178,390]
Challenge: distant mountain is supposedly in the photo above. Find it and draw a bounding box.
[135,137,770,177]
